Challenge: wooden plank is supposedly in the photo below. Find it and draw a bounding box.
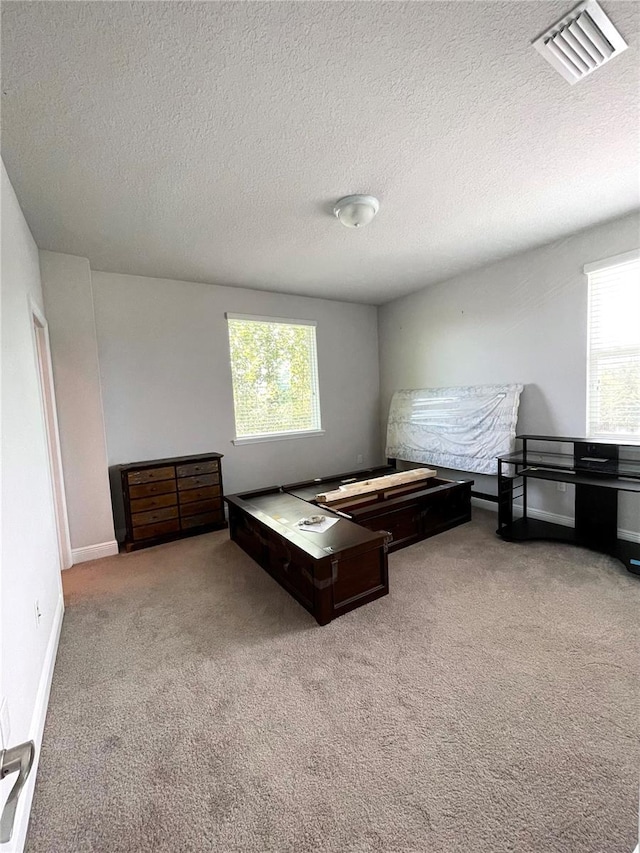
[317,468,437,504]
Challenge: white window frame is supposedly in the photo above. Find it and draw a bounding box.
[226,312,324,445]
[584,249,640,441]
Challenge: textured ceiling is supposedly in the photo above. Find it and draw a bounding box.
[2,1,639,304]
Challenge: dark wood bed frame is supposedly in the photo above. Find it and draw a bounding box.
[225,465,473,625]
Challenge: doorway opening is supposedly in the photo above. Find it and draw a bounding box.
[30,297,72,571]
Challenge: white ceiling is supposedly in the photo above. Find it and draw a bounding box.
[2,1,639,305]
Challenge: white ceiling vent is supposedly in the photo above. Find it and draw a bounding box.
[533,0,628,85]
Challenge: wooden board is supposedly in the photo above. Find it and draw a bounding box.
[288,473,472,554]
[316,467,437,504]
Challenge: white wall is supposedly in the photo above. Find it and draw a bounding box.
[39,252,116,558]
[90,271,381,536]
[0,161,63,852]
[379,212,640,533]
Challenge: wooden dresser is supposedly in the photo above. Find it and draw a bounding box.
[119,453,226,551]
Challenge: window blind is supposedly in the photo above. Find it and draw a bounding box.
[585,251,640,439]
[226,314,322,439]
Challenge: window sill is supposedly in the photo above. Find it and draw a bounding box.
[232,429,326,446]
[587,432,640,444]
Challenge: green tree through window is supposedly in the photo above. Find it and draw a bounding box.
[227,315,321,438]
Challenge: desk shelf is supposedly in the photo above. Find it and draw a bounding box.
[497,435,640,576]
[521,467,640,492]
[500,449,640,479]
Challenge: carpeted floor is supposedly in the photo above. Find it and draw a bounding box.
[27,510,640,853]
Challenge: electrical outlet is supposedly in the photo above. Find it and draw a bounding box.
[356,454,364,464]
[557,482,567,493]
[0,698,10,750]
[34,599,42,627]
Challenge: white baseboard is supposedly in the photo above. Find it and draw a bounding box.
[7,593,64,853]
[70,539,119,565]
[471,498,640,543]
[522,506,573,527]
[471,497,499,513]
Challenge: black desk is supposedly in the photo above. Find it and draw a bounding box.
[497,435,640,575]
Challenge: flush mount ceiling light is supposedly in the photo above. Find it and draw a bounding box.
[333,195,379,228]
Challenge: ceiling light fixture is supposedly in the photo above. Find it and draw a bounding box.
[333,195,379,228]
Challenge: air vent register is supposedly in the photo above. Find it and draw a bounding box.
[533,0,628,85]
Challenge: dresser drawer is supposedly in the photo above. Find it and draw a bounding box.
[129,480,177,500]
[130,493,178,514]
[132,506,179,527]
[181,511,224,529]
[127,466,175,485]
[176,460,219,478]
[178,485,221,504]
[180,498,221,518]
[132,519,180,541]
[177,473,219,491]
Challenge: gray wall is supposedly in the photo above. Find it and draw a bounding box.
[378,212,640,533]
[39,251,116,551]
[1,161,63,849]
[90,271,381,536]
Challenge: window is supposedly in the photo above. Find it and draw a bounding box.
[226,313,322,442]
[585,250,640,439]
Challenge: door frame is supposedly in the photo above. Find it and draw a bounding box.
[29,296,72,571]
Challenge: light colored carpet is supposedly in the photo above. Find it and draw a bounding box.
[27,510,640,853]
